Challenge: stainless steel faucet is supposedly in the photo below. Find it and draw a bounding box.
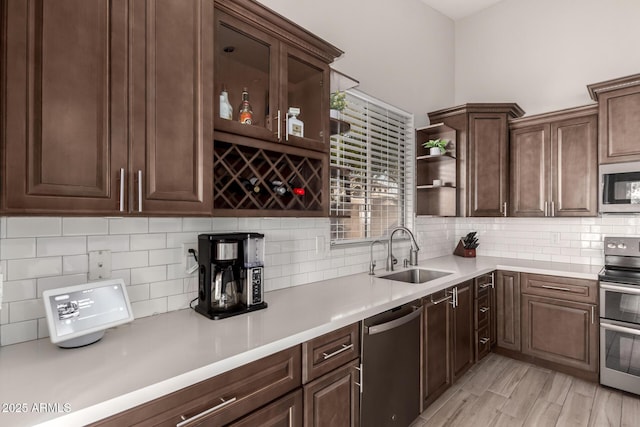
[386,226,420,271]
[369,240,385,275]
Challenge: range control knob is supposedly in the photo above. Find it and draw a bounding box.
[617,243,627,249]
[607,243,617,249]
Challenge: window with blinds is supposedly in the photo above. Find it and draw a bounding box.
[330,90,414,244]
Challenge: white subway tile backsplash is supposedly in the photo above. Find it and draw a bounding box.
[131,298,167,318]
[149,248,181,266]
[111,251,148,270]
[1,320,37,346]
[62,218,108,236]
[131,266,167,285]
[1,238,36,260]
[149,218,182,233]
[127,284,150,302]
[211,217,239,231]
[37,274,88,297]
[63,254,89,275]
[182,218,212,232]
[130,234,167,251]
[168,293,196,312]
[88,235,130,252]
[149,279,183,299]
[9,299,44,323]
[8,257,62,280]
[109,218,148,235]
[3,280,37,302]
[7,217,61,238]
[38,318,49,339]
[37,236,86,257]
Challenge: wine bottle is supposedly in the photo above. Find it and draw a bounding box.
[241,177,261,193]
[238,88,253,125]
[219,85,233,120]
[270,179,305,196]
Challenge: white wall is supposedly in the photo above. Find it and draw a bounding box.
[255,0,455,127]
[455,0,640,115]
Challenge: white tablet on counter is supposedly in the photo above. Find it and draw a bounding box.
[43,278,134,348]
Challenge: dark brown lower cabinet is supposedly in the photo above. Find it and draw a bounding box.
[303,359,360,427]
[90,346,301,426]
[474,272,496,361]
[496,271,521,351]
[423,280,474,407]
[230,390,303,427]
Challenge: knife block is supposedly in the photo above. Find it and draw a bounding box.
[454,240,476,258]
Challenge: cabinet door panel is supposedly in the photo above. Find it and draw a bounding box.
[303,360,360,427]
[496,271,521,351]
[4,0,127,213]
[423,291,451,407]
[510,125,549,217]
[452,281,474,381]
[599,86,640,163]
[521,295,598,372]
[130,0,212,214]
[229,390,303,427]
[552,115,598,216]
[468,113,508,216]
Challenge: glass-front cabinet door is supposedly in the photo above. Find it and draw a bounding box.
[214,11,280,142]
[281,46,329,152]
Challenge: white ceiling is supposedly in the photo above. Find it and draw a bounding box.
[419,0,504,20]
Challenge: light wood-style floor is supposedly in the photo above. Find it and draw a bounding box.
[410,353,640,427]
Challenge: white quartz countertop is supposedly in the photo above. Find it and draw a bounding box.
[0,255,601,426]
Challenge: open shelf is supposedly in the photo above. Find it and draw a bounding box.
[416,153,456,162]
[417,184,456,190]
[330,117,350,135]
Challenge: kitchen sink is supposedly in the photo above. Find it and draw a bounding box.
[379,268,452,284]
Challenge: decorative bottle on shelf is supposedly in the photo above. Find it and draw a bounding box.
[270,179,305,196]
[238,88,253,125]
[287,107,304,137]
[219,85,233,120]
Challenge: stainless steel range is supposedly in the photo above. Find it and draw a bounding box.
[599,236,640,395]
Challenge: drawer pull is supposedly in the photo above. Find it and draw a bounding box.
[322,343,353,360]
[480,337,490,344]
[541,284,572,292]
[430,294,452,305]
[176,396,237,427]
[479,282,494,289]
[479,307,490,313]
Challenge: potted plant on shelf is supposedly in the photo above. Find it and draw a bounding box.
[423,139,448,156]
[330,91,347,118]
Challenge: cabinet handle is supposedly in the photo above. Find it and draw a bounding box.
[480,307,490,313]
[503,202,507,217]
[551,201,555,217]
[354,364,363,392]
[119,168,125,212]
[322,343,353,360]
[480,282,494,290]
[591,306,595,324]
[480,337,490,344]
[176,396,237,427]
[285,111,289,142]
[277,110,281,141]
[544,201,548,217]
[541,284,572,292]
[430,293,452,305]
[137,170,143,213]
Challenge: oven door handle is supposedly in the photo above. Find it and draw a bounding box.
[600,282,640,295]
[601,320,640,336]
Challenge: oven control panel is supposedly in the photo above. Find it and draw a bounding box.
[604,236,640,256]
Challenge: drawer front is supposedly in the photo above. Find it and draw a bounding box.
[229,389,303,427]
[92,346,302,427]
[475,293,491,327]
[521,273,597,303]
[476,325,491,361]
[302,323,360,384]
[474,272,495,298]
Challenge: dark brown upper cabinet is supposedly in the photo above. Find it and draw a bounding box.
[588,73,640,164]
[2,0,213,215]
[213,0,342,154]
[427,104,524,217]
[509,105,598,217]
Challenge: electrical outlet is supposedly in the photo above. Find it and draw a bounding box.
[182,243,199,274]
[89,250,112,280]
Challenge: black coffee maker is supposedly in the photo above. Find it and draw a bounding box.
[196,233,267,320]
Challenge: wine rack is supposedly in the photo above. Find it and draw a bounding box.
[213,139,328,216]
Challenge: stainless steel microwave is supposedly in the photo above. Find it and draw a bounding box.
[600,161,640,213]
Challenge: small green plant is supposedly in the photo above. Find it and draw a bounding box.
[330,91,347,111]
[422,139,448,154]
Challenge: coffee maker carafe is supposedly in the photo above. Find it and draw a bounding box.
[196,233,267,320]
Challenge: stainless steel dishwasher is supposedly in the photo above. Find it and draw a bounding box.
[361,300,422,426]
